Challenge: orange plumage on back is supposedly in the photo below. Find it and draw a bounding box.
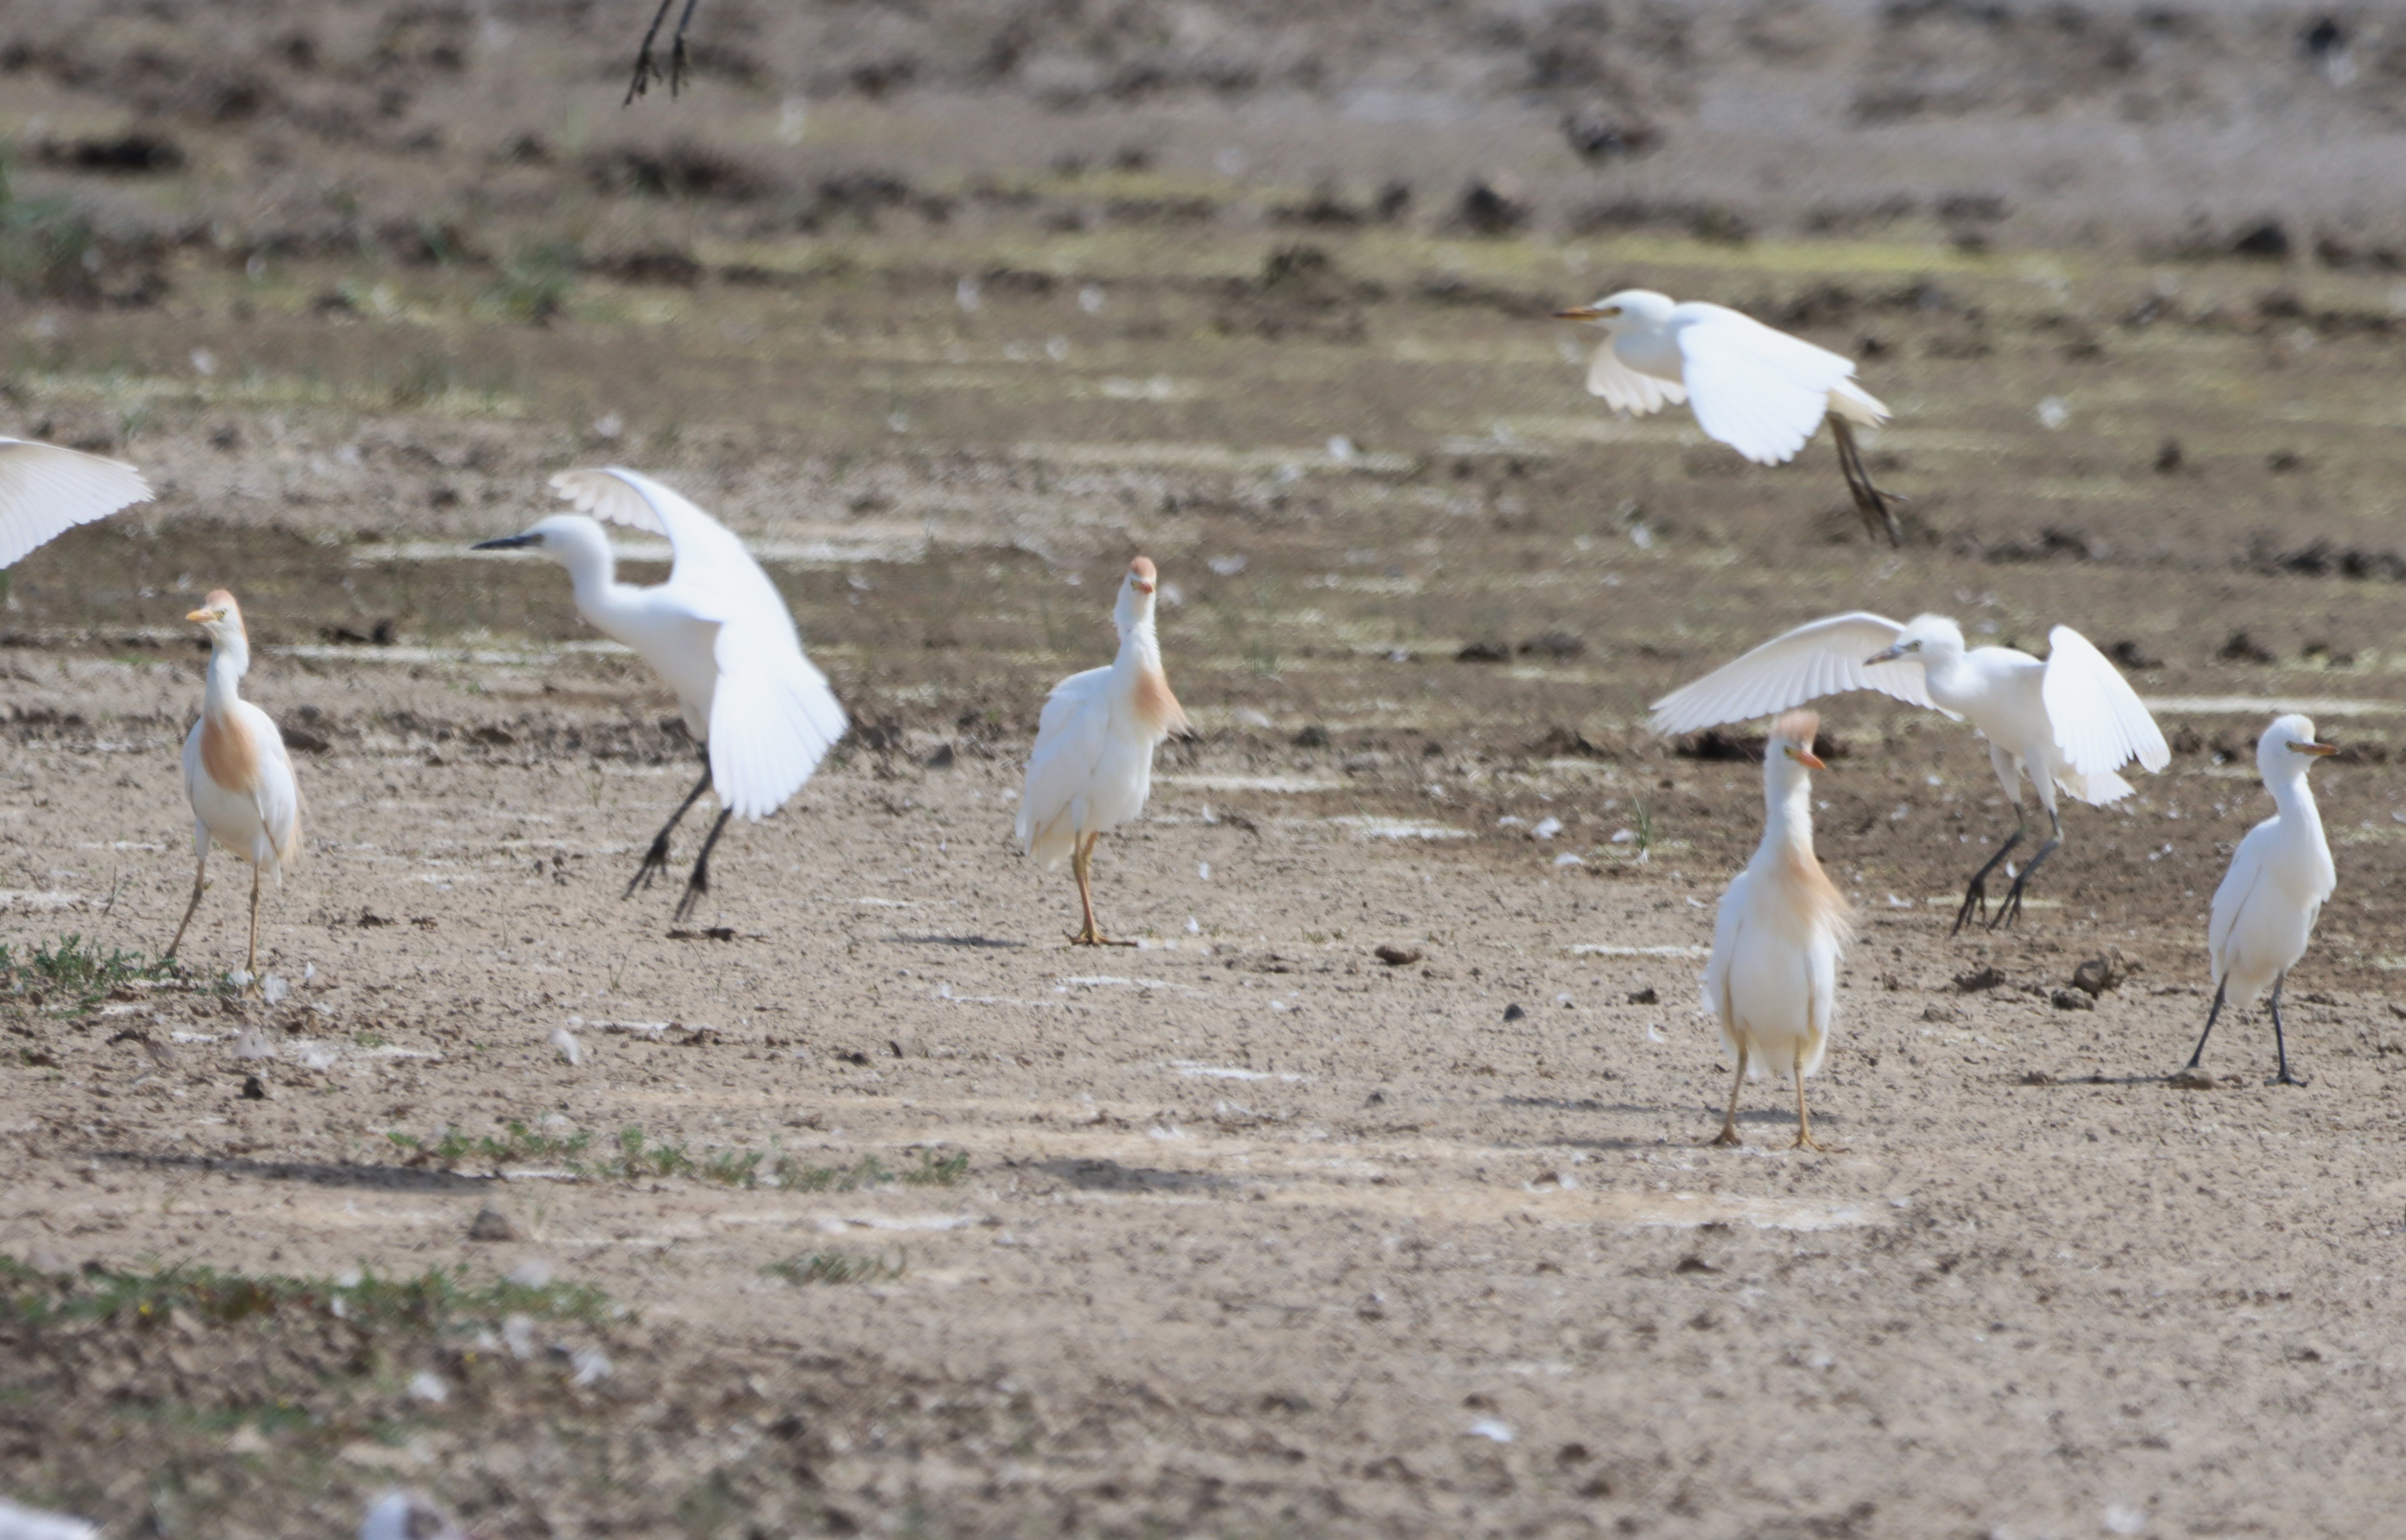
[197,710,262,793]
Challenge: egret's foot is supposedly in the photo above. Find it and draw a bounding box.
[1789,1132,1835,1152]
[1951,880,1990,936]
[625,837,674,899]
[1988,874,2033,930]
[1069,929,1136,947]
[2274,1070,2309,1088]
[1708,1126,1742,1147]
[672,868,710,923]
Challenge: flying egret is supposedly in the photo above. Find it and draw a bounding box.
[1018,556,1190,944]
[473,469,847,921]
[166,591,303,985]
[1701,710,1852,1150]
[0,437,154,569]
[2186,715,2337,1086]
[1553,289,1899,544]
[1650,612,2169,932]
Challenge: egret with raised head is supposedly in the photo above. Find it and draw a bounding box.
[1019,557,1189,944]
[1650,612,2169,931]
[473,470,847,920]
[2187,714,2337,1085]
[1554,289,1898,543]
[168,591,303,985]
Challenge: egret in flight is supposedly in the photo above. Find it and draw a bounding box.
[1650,612,2169,932]
[1554,290,1899,544]
[1019,557,1189,944]
[474,470,847,920]
[2186,715,2337,1085]
[1701,710,1852,1150]
[0,437,153,569]
[167,591,302,985]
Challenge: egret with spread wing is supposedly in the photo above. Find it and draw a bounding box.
[1650,612,2169,932]
[1019,557,1189,944]
[1702,711,1852,1150]
[168,592,303,986]
[1554,290,1898,544]
[0,437,153,570]
[474,470,847,920]
[2186,715,2337,1086]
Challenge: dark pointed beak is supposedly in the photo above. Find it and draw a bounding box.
[1553,305,1605,322]
[1865,646,1905,666]
[471,533,540,551]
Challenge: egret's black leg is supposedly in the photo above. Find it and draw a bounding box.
[1830,416,1901,548]
[667,0,704,94]
[674,808,734,923]
[625,0,682,102]
[1953,818,2026,935]
[628,759,714,898]
[2185,979,2228,1069]
[1989,808,2063,930]
[2270,973,2302,1085]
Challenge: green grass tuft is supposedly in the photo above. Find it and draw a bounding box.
[763,1251,906,1286]
[384,1122,970,1190]
[0,934,179,1013]
[0,1256,614,1332]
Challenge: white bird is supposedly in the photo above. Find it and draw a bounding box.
[474,469,847,919]
[1650,612,2169,932]
[1018,556,1189,944]
[2187,714,2337,1085]
[0,1495,98,1540]
[0,437,153,571]
[1701,710,1852,1150]
[166,591,303,986]
[1553,289,1899,544]
[360,1490,476,1540]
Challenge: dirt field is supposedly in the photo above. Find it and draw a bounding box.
[8,4,2406,1537]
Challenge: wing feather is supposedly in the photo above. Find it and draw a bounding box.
[1674,305,1857,466]
[1585,343,1686,417]
[1647,613,1930,737]
[1017,668,1113,865]
[552,467,784,632]
[2041,625,2171,781]
[0,439,153,569]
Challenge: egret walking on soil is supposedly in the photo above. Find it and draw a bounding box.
[1702,710,1852,1150]
[1553,290,1900,544]
[166,591,302,984]
[1650,612,2169,932]
[474,469,847,921]
[2187,715,2337,1085]
[0,437,154,569]
[1019,556,1189,944]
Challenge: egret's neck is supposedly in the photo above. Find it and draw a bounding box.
[1114,609,1161,670]
[2267,764,2322,825]
[554,537,628,624]
[204,633,250,717]
[1762,764,1814,850]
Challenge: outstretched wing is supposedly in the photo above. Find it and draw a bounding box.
[553,468,847,819]
[0,439,153,569]
[1648,612,1930,737]
[2041,625,2171,781]
[1585,342,1686,418]
[1674,304,1858,466]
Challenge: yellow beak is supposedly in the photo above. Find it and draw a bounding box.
[185,608,214,623]
[1553,305,1606,322]
[1790,747,1826,770]
[2292,741,2339,756]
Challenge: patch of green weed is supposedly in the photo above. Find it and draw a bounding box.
[763,1251,905,1286]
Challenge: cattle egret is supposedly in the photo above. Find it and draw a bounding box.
[0,437,153,569]
[474,470,847,920]
[166,591,302,985]
[1019,557,1190,944]
[1701,711,1852,1149]
[2187,715,2337,1085]
[1554,290,1898,544]
[1650,612,2169,932]
[360,1491,475,1540]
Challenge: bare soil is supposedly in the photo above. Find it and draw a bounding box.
[8,5,2406,1538]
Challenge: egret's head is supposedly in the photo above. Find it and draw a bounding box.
[1767,709,1826,773]
[1552,289,1675,331]
[471,513,610,567]
[2262,712,2337,773]
[185,588,245,643]
[1115,555,1160,630]
[1865,614,1966,667]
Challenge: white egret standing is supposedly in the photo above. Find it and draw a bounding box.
[2187,714,2337,1085]
[0,437,153,570]
[1650,612,2169,932]
[1701,710,1851,1150]
[167,591,302,984]
[1553,289,1899,544]
[1018,556,1189,944]
[474,470,847,920]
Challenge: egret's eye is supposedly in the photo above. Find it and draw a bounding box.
[1601,305,1621,317]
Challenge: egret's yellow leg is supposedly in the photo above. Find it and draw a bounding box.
[1071,834,1102,944]
[1791,1063,1827,1152]
[1710,1043,1747,1146]
[244,865,263,992]
[165,851,208,961]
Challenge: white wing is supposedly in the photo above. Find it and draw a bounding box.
[1647,612,1932,737]
[0,439,153,568]
[2041,626,2171,780]
[1673,304,1857,466]
[1017,667,1112,865]
[1585,342,1686,418]
[1701,871,1750,1036]
[552,467,785,633]
[2206,824,2270,985]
